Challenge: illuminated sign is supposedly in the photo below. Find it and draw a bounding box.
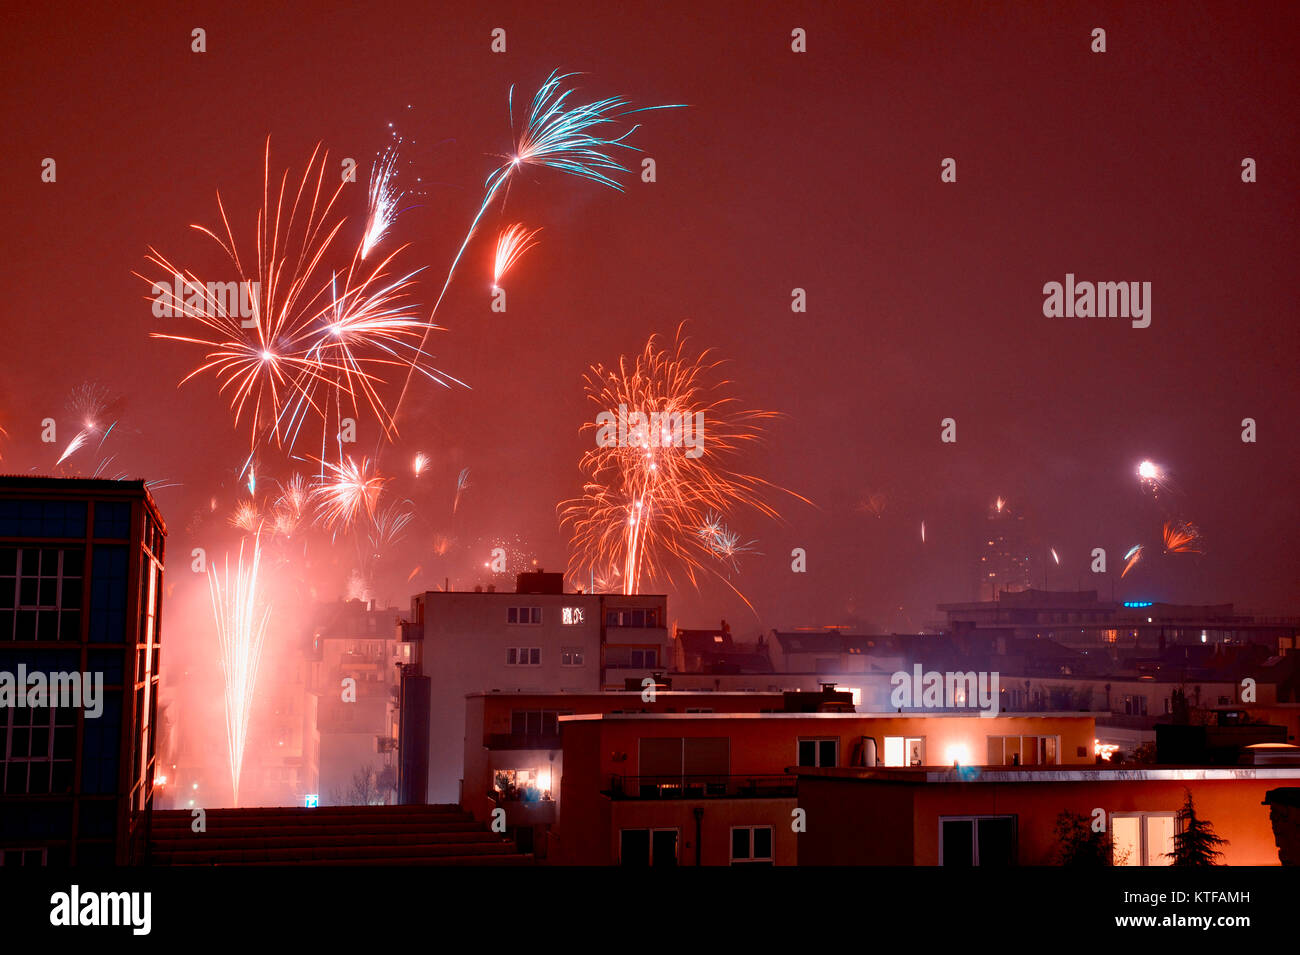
[305,794,319,808]
[1122,601,1153,608]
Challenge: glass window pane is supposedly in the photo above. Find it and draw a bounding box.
[942,820,974,866]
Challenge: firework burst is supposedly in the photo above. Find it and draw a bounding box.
[561,328,805,601]
[392,72,682,422]
[314,456,387,532]
[142,140,453,469]
[1162,520,1203,555]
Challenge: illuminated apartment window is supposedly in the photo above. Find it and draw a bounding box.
[731,826,774,865]
[939,816,1016,866]
[1110,812,1177,866]
[507,607,541,625]
[561,607,584,625]
[883,736,926,767]
[986,735,1059,766]
[797,738,839,768]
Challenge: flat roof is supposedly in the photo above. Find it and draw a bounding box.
[469,690,785,699]
[560,711,1097,722]
[791,765,1300,783]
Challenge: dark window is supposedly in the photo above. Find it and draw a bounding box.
[0,500,86,538]
[88,547,128,643]
[92,502,131,540]
[941,816,1016,866]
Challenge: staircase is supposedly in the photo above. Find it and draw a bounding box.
[149,804,533,865]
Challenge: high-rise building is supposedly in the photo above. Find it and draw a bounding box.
[0,478,165,865]
[977,497,1032,601]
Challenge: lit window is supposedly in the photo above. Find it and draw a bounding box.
[562,607,584,625]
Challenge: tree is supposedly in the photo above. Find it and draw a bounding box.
[1053,810,1117,866]
[1167,789,1228,866]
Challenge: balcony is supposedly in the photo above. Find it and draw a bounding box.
[606,774,797,800]
[486,733,562,751]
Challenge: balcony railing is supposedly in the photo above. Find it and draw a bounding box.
[606,774,796,800]
[486,733,563,750]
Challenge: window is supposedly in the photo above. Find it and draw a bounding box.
[883,736,926,766]
[88,546,128,643]
[620,828,678,866]
[92,501,131,540]
[0,848,48,866]
[606,608,661,628]
[605,646,659,669]
[1122,695,1148,716]
[0,547,83,641]
[505,647,541,666]
[510,710,572,737]
[940,816,1017,866]
[1,704,76,795]
[731,826,774,865]
[561,607,585,625]
[797,738,838,768]
[507,607,541,625]
[0,500,86,538]
[637,737,729,795]
[560,647,584,666]
[986,735,1059,766]
[1110,812,1177,866]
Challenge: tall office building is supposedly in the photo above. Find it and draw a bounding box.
[0,478,165,865]
[977,497,1032,602]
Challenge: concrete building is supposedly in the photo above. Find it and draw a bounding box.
[794,764,1300,865]
[397,571,668,804]
[553,708,1096,865]
[0,477,165,864]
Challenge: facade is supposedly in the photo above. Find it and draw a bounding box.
[308,599,407,805]
[397,572,668,804]
[462,690,785,857]
[0,478,165,864]
[794,765,1300,865]
[940,589,1300,652]
[553,710,1095,865]
[978,497,1033,601]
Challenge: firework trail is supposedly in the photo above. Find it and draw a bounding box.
[392,71,683,423]
[856,489,886,518]
[921,521,926,544]
[560,328,806,601]
[271,473,310,536]
[492,223,541,289]
[1121,544,1144,578]
[1051,547,1060,565]
[361,146,403,260]
[413,451,430,477]
[1162,520,1203,554]
[314,456,387,532]
[208,533,272,807]
[55,429,92,466]
[368,498,415,557]
[453,467,471,514]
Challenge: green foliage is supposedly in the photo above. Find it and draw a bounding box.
[1053,810,1114,866]
[1167,789,1228,866]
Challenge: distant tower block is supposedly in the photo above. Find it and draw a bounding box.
[978,497,1033,602]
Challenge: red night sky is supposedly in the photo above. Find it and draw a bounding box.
[2,0,1297,634]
